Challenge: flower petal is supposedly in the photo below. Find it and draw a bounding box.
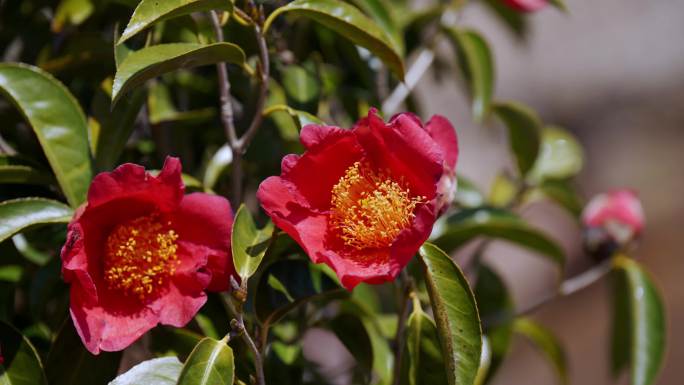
[425,115,459,170]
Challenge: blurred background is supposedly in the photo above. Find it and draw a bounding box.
[416,0,684,384]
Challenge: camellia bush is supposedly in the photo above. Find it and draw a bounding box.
[0,0,666,384]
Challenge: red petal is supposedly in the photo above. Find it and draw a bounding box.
[172,193,235,291]
[425,115,459,170]
[300,124,350,150]
[354,111,444,198]
[87,156,184,211]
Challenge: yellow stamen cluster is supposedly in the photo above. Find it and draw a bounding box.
[330,161,424,250]
[104,214,180,301]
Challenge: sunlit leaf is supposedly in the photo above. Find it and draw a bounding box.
[418,243,482,385]
[528,126,583,183]
[492,101,543,176]
[611,255,666,385]
[444,28,494,121]
[112,43,249,106]
[488,173,517,207]
[0,321,48,385]
[118,0,233,45]
[177,338,234,385]
[434,207,565,267]
[232,204,274,280]
[514,318,568,385]
[264,0,405,79]
[0,198,72,244]
[52,0,94,32]
[349,0,404,54]
[203,144,232,190]
[0,63,92,207]
[108,357,182,385]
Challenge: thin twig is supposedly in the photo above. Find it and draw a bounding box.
[391,272,414,385]
[233,312,267,385]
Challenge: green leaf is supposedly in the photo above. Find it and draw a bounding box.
[0,321,48,385]
[528,179,583,217]
[177,338,234,385]
[149,327,203,361]
[0,198,73,244]
[454,175,484,208]
[203,144,232,189]
[611,255,666,385]
[281,65,320,104]
[402,299,449,385]
[492,101,543,176]
[46,321,122,385]
[52,0,94,32]
[473,336,491,385]
[444,28,494,121]
[92,80,146,171]
[112,43,249,106]
[0,156,52,185]
[513,318,568,385]
[255,259,345,326]
[263,104,324,134]
[232,204,274,281]
[0,265,23,283]
[549,0,568,12]
[271,341,301,365]
[434,207,565,267]
[475,265,515,381]
[487,173,517,207]
[329,314,374,377]
[528,126,583,183]
[0,63,92,207]
[109,357,183,385]
[481,0,528,38]
[118,0,233,45]
[418,243,482,385]
[264,0,405,79]
[349,0,404,54]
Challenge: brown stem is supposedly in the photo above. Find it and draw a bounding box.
[233,312,266,385]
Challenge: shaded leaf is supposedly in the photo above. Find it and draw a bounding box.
[329,314,374,378]
[0,198,72,244]
[492,101,543,176]
[282,65,320,104]
[402,299,449,385]
[527,179,583,217]
[264,0,405,79]
[118,0,233,44]
[0,156,52,185]
[350,0,404,54]
[444,28,494,121]
[611,255,666,385]
[0,320,48,385]
[514,318,568,385]
[0,63,92,207]
[109,357,182,385]
[112,43,249,106]
[418,243,482,385]
[150,327,203,361]
[177,338,234,385]
[434,207,565,267]
[46,321,122,385]
[263,104,324,134]
[232,205,274,280]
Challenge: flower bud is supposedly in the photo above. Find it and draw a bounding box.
[502,0,547,12]
[582,190,644,260]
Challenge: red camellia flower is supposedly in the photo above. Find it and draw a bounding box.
[61,157,235,354]
[582,189,645,242]
[257,109,458,290]
[502,0,547,12]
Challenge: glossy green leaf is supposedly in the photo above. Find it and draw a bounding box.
[118,0,233,45]
[0,198,73,244]
[271,342,301,365]
[0,321,48,385]
[264,0,405,79]
[203,144,232,189]
[255,259,345,326]
[46,321,122,385]
[492,101,543,176]
[0,156,52,185]
[611,265,631,377]
[52,0,94,32]
[282,65,320,104]
[418,243,482,385]
[514,318,568,385]
[475,265,515,381]
[473,336,491,385]
[177,338,234,385]
[109,357,182,385]
[612,255,666,385]
[434,207,565,267]
[528,126,583,183]
[263,104,324,134]
[528,179,583,217]
[0,63,92,207]
[112,43,249,106]
[444,28,494,121]
[92,79,146,171]
[232,204,274,280]
[402,299,449,385]
[350,0,403,54]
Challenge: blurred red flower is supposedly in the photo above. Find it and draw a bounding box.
[582,189,645,242]
[502,0,547,12]
[61,157,235,354]
[257,110,458,289]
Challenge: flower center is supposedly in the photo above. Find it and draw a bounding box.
[330,161,424,250]
[104,214,180,300]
